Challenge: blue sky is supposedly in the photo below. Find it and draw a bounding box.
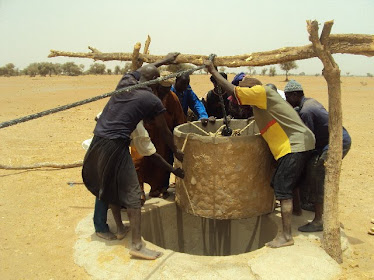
[1,0,373,75]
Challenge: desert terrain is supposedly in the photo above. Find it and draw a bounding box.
[0,74,373,279]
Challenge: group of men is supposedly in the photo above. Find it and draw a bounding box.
[205,62,351,248]
[81,53,351,259]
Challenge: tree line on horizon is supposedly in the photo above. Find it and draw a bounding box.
[0,61,372,78]
[0,62,135,77]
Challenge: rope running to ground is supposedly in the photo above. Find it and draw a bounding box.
[0,54,216,129]
[175,133,196,215]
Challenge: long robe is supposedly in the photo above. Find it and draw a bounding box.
[131,90,186,193]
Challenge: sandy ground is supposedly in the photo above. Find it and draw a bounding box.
[0,74,373,279]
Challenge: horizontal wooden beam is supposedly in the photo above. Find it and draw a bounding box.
[48,34,374,67]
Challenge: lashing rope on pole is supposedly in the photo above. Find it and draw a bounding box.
[0,54,216,129]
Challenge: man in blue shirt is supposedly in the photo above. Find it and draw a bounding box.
[171,73,214,125]
[284,80,351,232]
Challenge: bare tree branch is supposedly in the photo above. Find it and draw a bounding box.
[48,33,374,67]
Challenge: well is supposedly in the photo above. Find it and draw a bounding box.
[174,119,275,220]
[141,202,277,256]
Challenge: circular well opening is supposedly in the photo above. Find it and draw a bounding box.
[141,203,278,256]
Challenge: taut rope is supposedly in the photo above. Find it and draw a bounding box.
[0,54,216,129]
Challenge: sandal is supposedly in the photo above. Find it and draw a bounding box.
[298,222,323,232]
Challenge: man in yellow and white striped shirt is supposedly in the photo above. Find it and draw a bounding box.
[205,61,315,248]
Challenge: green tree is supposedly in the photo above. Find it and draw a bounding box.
[24,63,39,77]
[0,63,18,76]
[38,62,55,77]
[367,73,373,77]
[121,63,132,74]
[279,61,298,81]
[247,66,255,76]
[261,68,267,76]
[6,63,17,76]
[268,67,276,77]
[61,62,82,76]
[106,69,112,75]
[52,63,63,75]
[88,63,106,75]
[114,65,121,75]
[0,67,6,76]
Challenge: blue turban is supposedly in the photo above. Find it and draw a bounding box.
[231,72,246,86]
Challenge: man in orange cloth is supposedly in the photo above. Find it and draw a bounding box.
[132,71,186,199]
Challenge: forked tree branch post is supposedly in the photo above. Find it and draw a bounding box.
[307,20,343,264]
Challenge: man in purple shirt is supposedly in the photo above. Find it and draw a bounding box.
[285,80,351,232]
[83,53,184,260]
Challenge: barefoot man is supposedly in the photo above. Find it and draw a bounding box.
[82,53,184,259]
[205,60,315,248]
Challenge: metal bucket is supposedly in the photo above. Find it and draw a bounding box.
[174,119,275,219]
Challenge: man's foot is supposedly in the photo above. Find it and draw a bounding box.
[96,231,117,240]
[149,190,161,198]
[130,243,163,260]
[161,191,170,199]
[265,235,294,248]
[116,225,130,240]
[301,203,315,212]
[298,221,323,232]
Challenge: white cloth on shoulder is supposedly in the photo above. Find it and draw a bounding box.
[82,114,156,157]
[130,120,156,156]
[277,89,286,100]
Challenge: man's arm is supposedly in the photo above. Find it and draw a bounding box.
[149,52,180,68]
[153,113,184,162]
[147,153,184,178]
[205,61,235,95]
[187,86,209,120]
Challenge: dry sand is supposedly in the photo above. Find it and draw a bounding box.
[0,74,373,279]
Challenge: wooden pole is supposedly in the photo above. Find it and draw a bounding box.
[131,42,142,71]
[48,34,374,67]
[143,35,151,55]
[307,20,343,264]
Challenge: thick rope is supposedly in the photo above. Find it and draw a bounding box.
[187,121,210,136]
[239,119,255,134]
[0,160,83,170]
[0,54,216,129]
